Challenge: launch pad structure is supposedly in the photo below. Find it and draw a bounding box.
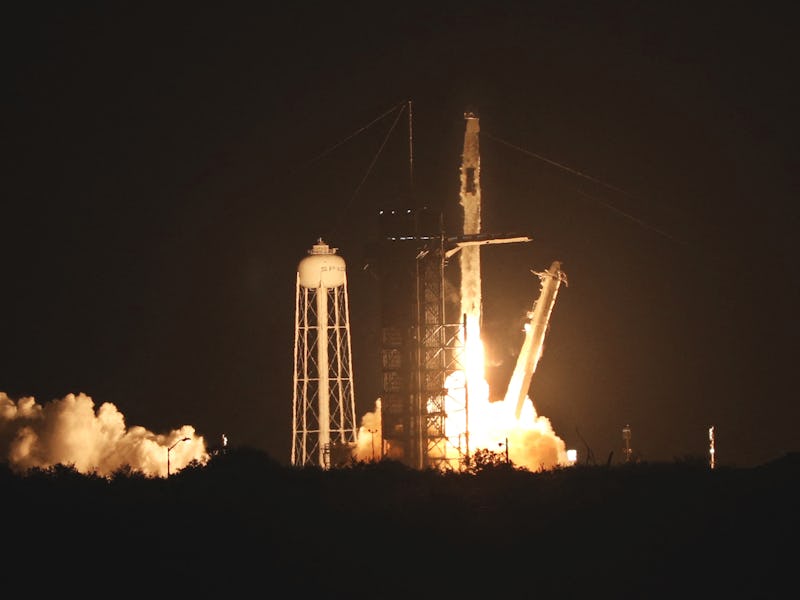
[369,209,454,470]
[370,113,533,470]
[371,214,532,470]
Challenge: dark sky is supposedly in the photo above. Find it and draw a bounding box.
[4,1,798,467]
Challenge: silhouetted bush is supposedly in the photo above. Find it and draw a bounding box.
[2,450,797,597]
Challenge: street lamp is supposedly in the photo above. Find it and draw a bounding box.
[367,428,377,461]
[497,438,509,463]
[167,437,191,478]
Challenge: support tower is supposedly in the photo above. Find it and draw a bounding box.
[292,239,358,468]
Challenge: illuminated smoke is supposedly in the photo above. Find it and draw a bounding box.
[440,350,569,471]
[353,399,383,462]
[444,253,569,470]
[0,391,209,477]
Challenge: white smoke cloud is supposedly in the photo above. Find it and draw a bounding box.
[350,392,568,471]
[0,391,209,477]
[352,398,382,462]
[506,399,568,470]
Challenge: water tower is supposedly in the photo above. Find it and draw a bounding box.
[292,239,358,468]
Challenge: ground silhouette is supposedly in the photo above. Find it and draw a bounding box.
[3,447,796,598]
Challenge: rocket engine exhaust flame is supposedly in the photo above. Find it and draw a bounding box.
[438,259,570,472]
[0,391,209,477]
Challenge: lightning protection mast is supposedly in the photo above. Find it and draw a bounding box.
[292,239,358,468]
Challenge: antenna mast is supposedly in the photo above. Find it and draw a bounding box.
[623,424,633,462]
[408,100,414,188]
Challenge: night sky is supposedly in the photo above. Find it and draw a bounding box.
[4,2,798,468]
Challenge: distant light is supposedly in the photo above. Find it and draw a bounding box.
[709,426,715,469]
[567,449,577,464]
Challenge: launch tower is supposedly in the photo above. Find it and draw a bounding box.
[370,113,531,470]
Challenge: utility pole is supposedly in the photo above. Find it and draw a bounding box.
[368,428,377,461]
[167,437,190,478]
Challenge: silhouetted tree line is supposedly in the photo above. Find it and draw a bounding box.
[2,448,797,598]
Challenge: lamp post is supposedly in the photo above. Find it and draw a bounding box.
[498,438,509,463]
[167,437,191,478]
[367,428,377,461]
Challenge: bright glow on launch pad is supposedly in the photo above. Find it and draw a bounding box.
[353,112,573,471]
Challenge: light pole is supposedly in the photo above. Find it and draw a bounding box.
[167,437,191,478]
[498,438,509,463]
[367,429,377,461]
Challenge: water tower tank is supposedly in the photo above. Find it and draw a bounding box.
[298,239,346,289]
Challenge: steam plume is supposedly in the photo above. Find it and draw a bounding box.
[353,399,383,462]
[0,391,208,477]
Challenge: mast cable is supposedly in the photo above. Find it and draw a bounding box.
[408,99,414,188]
[484,130,686,246]
[295,101,407,173]
[327,103,407,239]
[483,131,636,200]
